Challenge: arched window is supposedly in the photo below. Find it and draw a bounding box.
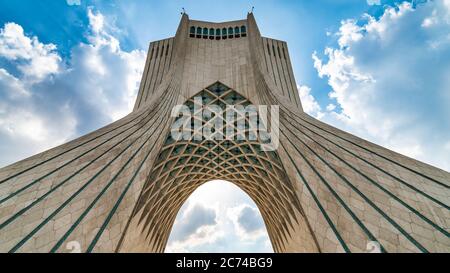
[235,26,240,38]
[209,28,214,39]
[190,26,195,37]
[241,26,247,37]
[196,27,202,38]
[222,28,227,39]
[228,27,234,38]
[203,27,208,39]
[215,29,220,40]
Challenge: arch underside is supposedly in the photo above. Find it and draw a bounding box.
[119,82,317,253]
[0,80,448,253]
[118,79,450,253]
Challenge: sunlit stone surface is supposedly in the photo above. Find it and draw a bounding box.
[0,13,449,253]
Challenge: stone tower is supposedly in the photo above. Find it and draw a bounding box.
[0,13,449,253]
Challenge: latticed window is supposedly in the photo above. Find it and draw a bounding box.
[222,28,227,39]
[216,29,221,40]
[228,27,234,38]
[189,25,247,40]
[241,26,247,37]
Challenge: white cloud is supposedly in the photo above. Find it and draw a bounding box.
[298,85,324,119]
[367,0,381,5]
[337,19,364,48]
[0,23,61,82]
[0,68,29,97]
[326,103,336,111]
[227,204,267,241]
[166,202,223,253]
[88,7,106,35]
[66,8,146,121]
[0,8,146,167]
[66,0,81,6]
[0,27,76,165]
[169,203,218,241]
[312,0,450,171]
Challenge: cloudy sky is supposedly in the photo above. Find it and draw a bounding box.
[0,0,449,252]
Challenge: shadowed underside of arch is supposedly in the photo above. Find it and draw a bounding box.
[118,82,319,253]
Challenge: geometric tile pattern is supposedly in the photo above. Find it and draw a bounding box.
[132,82,304,252]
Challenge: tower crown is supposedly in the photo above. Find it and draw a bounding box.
[134,13,303,111]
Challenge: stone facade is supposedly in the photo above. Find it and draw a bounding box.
[0,13,449,253]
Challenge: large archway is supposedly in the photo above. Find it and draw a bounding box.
[118,82,319,253]
[165,180,273,253]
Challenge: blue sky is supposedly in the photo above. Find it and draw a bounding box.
[0,0,412,106]
[0,0,449,252]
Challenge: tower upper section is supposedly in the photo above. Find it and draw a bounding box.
[134,13,303,111]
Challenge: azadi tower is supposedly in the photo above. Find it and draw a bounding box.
[0,13,449,253]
